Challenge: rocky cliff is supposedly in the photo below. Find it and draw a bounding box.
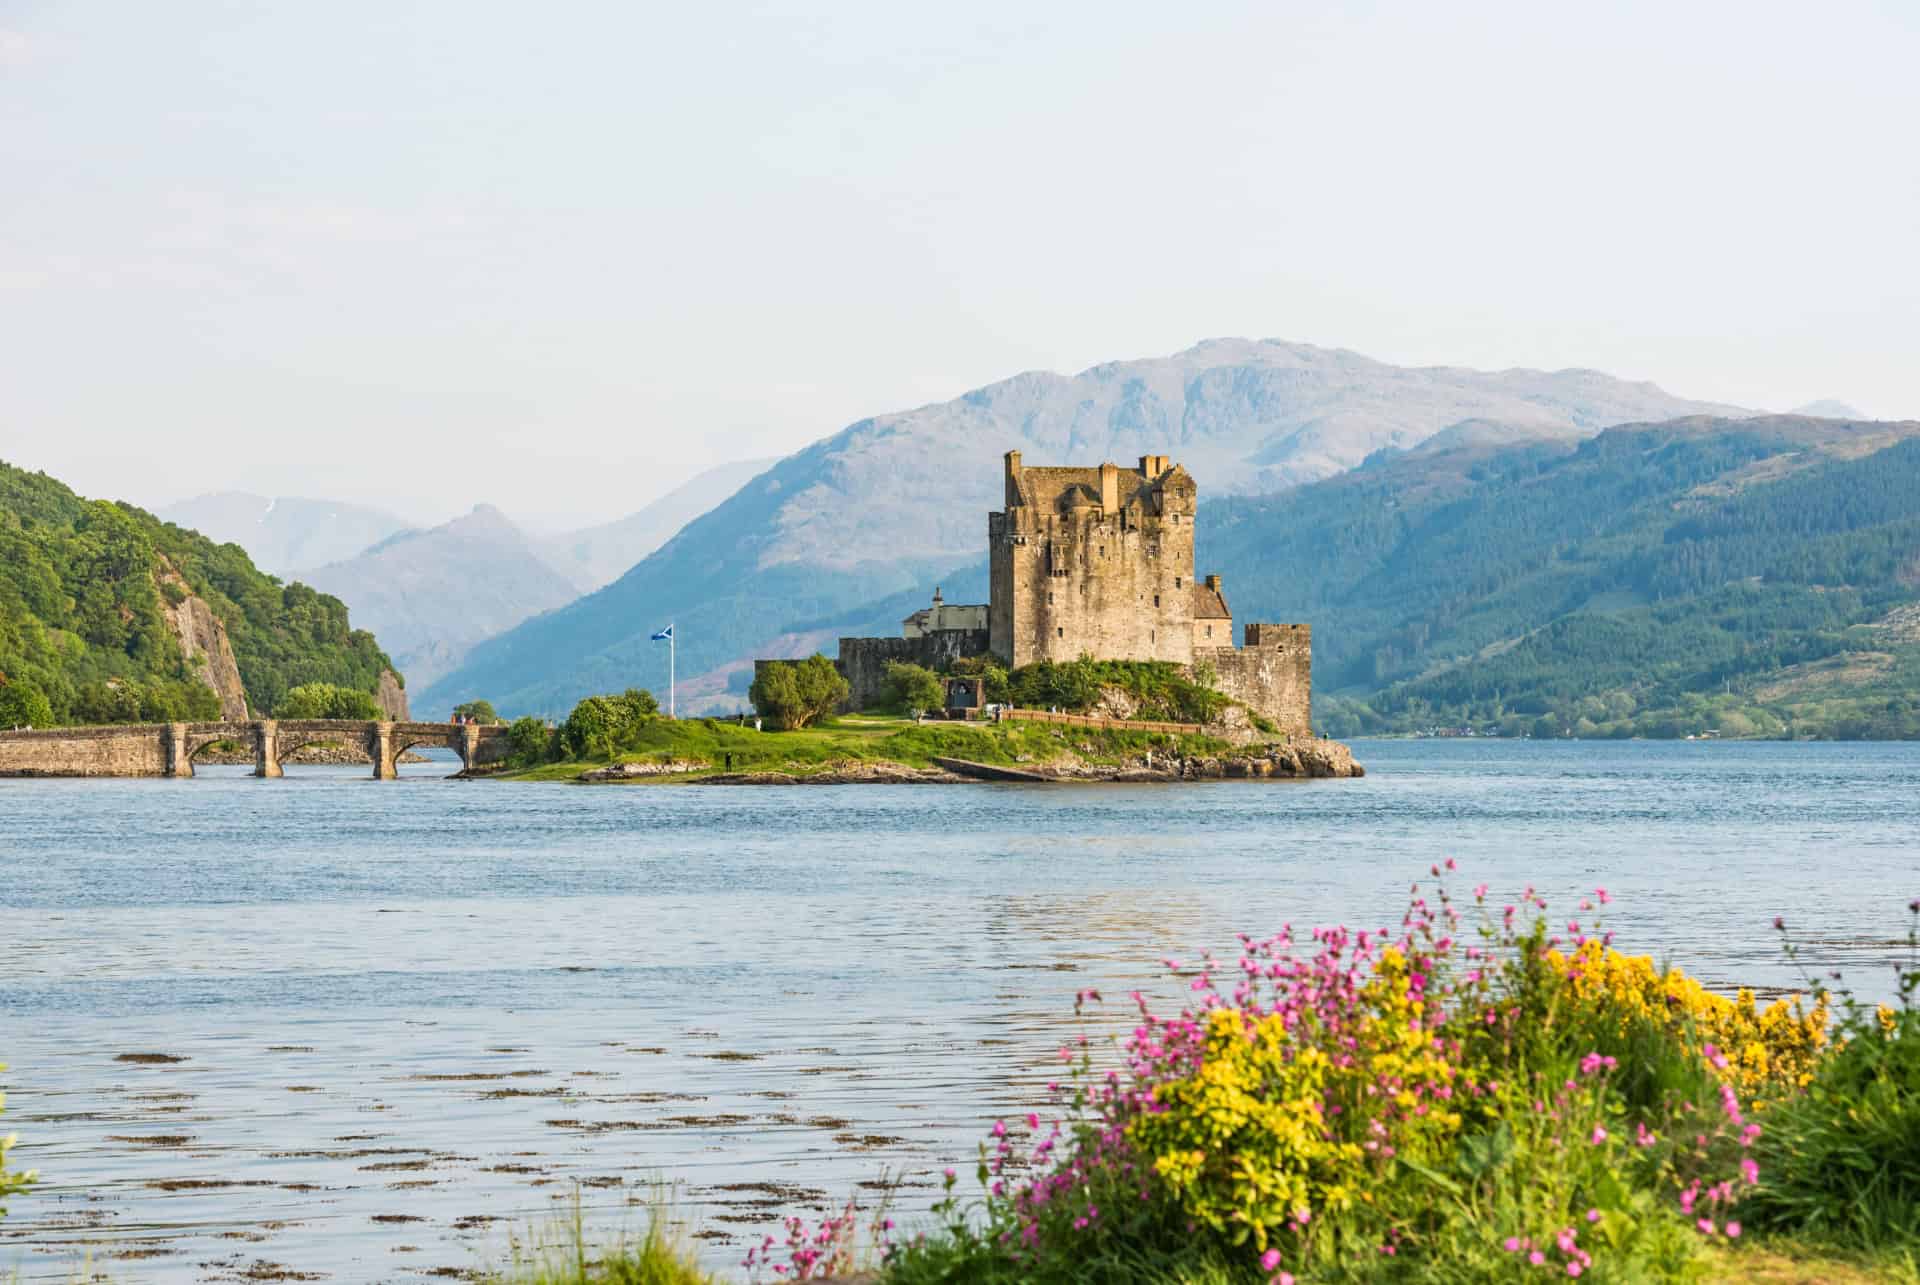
[376,668,410,721]
[159,567,249,719]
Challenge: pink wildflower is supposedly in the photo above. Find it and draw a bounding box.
[1726,1221,1742,1239]
[1697,1218,1716,1235]
[1590,1125,1608,1144]
[1568,1265,1584,1278]
[1587,1208,1601,1223]
[1260,1249,1282,1271]
[1741,1157,1759,1185]
[1504,1237,1523,1252]
[1530,1250,1546,1266]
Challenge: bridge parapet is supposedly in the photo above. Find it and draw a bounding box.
[0,718,511,779]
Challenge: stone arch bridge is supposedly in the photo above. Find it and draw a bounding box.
[0,720,510,779]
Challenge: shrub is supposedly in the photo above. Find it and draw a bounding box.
[1006,658,1230,724]
[749,656,848,730]
[0,681,54,729]
[276,681,382,720]
[453,699,499,724]
[1740,902,1920,1250]
[883,661,944,715]
[1,1060,35,1216]
[506,715,555,767]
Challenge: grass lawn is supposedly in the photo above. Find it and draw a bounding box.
[497,714,1234,782]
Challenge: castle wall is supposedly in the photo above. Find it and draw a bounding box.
[1196,622,1312,737]
[829,630,992,710]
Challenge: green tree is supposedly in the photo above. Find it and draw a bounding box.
[883,661,944,715]
[276,682,382,720]
[506,715,555,766]
[452,699,499,723]
[560,689,659,757]
[749,655,849,730]
[0,681,54,729]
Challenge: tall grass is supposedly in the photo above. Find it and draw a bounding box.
[483,1194,714,1285]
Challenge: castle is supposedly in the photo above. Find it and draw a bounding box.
[831,451,1312,734]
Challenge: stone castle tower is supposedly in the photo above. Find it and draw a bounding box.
[821,448,1312,735]
[989,451,1231,666]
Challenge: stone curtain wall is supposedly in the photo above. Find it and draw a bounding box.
[0,724,171,777]
[833,630,991,710]
[1198,622,1312,737]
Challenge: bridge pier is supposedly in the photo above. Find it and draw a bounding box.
[253,720,282,778]
[166,722,193,778]
[458,723,480,774]
[370,722,397,780]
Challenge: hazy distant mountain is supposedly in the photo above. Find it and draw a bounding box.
[421,338,1749,717]
[540,458,776,592]
[1791,398,1867,419]
[296,504,579,697]
[159,492,409,577]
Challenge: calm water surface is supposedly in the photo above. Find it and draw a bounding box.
[2,741,1917,1282]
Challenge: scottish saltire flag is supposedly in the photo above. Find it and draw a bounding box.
[650,624,673,641]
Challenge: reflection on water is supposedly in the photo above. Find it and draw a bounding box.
[2,741,1917,1280]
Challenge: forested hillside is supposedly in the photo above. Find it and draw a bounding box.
[1196,416,1920,738]
[0,460,398,725]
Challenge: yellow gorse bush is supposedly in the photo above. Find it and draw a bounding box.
[1547,939,1829,1092]
[1127,945,1466,1251]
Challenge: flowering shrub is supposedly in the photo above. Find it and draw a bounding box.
[1546,939,1829,1095]
[753,872,1914,1283]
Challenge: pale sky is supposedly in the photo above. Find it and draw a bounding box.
[2,0,1916,529]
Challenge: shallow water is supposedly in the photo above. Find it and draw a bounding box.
[2,740,1916,1281]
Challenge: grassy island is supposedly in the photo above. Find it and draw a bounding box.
[495,713,1276,783]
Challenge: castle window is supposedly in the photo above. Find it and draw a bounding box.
[1153,594,1160,608]
[1057,627,1064,638]
[1047,591,1054,605]
[1206,625,1213,638]
[1100,545,1106,557]
[1175,576,1182,588]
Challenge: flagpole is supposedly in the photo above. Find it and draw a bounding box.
[669,624,675,720]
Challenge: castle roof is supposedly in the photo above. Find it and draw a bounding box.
[1012,464,1188,515]
[1192,581,1231,619]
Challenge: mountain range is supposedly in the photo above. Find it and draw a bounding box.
[418,338,1748,716]
[294,504,580,697]
[537,458,776,593]
[157,492,410,578]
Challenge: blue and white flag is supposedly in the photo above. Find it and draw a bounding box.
[650,624,673,641]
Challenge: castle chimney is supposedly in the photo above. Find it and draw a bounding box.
[1005,450,1023,508]
[932,586,943,606]
[1098,461,1119,513]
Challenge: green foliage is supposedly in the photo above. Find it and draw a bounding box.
[0,457,397,724]
[276,681,383,720]
[948,655,1011,703]
[1742,904,1920,1251]
[0,681,54,728]
[1008,657,1230,724]
[748,655,849,730]
[1,1060,36,1216]
[883,660,944,715]
[453,699,500,724]
[506,715,557,767]
[562,688,661,757]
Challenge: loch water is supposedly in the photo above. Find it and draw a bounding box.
[2,740,1917,1282]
